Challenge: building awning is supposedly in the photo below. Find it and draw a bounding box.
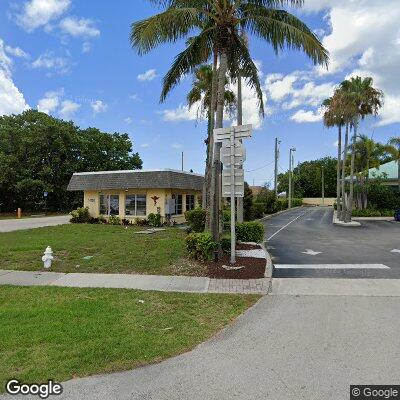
[67,169,204,191]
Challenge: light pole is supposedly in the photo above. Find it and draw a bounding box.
[274,138,281,196]
[288,148,296,208]
[321,166,325,205]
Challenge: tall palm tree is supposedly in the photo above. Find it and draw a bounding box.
[131,0,329,242]
[387,136,400,191]
[339,76,383,221]
[187,64,236,220]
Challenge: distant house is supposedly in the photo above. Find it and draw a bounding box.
[368,160,399,191]
[67,169,203,223]
[249,186,263,196]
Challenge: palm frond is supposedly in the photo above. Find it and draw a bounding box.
[160,29,214,102]
[240,5,329,67]
[130,8,202,54]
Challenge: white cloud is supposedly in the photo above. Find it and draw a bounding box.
[82,42,91,53]
[37,89,62,114]
[161,104,198,122]
[59,99,80,119]
[137,69,157,81]
[290,109,323,123]
[129,94,140,101]
[60,17,100,38]
[376,95,400,126]
[171,143,182,149]
[0,39,29,116]
[5,45,29,59]
[140,143,150,148]
[17,0,70,31]
[31,52,70,74]
[124,117,132,124]
[90,100,107,113]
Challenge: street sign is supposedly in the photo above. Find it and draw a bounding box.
[220,140,246,166]
[214,124,252,142]
[222,170,244,197]
[43,192,48,197]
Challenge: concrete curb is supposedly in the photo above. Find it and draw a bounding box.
[352,216,394,221]
[332,210,361,227]
[261,241,273,295]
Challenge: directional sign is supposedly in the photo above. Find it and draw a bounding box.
[220,141,246,166]
[214,124,252,143]
[222,170,244,197]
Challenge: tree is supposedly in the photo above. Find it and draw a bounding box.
[0,110,142,213]
[338,76,383,221]
[387,136,400,191]
[243,181,254,221]
[131,0,328,243]
[187,64,236,223]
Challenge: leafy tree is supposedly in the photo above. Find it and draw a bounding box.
[386,136,400,191]
[0,110,142,213]
[131,0,329,242]
[278,157,337,198]
[243,181,254,221]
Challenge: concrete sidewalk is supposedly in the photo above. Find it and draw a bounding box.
[0,269,269,294]
[0,215,70,232]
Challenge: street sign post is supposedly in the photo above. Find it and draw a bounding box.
[215,125,252,264]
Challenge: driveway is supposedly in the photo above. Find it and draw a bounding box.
[263,207,400,278]
[0,215,70,232]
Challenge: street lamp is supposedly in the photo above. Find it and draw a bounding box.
[288,148,296,209]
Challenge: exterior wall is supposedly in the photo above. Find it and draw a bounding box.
[303,197,336,206]
[83,188,201,223]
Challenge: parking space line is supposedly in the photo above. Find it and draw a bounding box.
[267,210,309,241]
[275,264,390,270]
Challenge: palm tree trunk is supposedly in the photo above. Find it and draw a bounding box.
[398,146,400,192]
[210,50,228,242]
[346,119,358,222]
[236,72,244,223]
[340,123,349,221]
[336,124,342,218]
[205,50,218,231]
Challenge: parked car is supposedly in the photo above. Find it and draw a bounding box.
[395,209,400,222]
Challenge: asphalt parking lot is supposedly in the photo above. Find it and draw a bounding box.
[262,207,400,279]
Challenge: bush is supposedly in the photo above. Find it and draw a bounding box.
[148,213,162,227]
[252,203,266,219]
[185,232,217,261]
[352,208,394,217]
[108,215,121,225]
[70,207,90,223]
[135,218,148,226]
[220,234,231,252]
[236,221,264,243]
[121,218,132,226]
[184,207,205,232]
[292,198,303,207]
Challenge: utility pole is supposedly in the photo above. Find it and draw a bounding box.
[321,166,325,205]
[274,138,280,196]
[181,152,184,171]
[288,148,296,208]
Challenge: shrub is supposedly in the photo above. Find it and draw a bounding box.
[121,218,132,226]
[236,221,264,243]
[220,234,231,252]
[108,215,121,225]
[185,232,217,261]
[352,208,394,217]
[184,207,205,232]
[275,198,288,211]
[148,213,162,227]
[292,198,303,207]
[70,207,90,223]
[88,217,100,224]
[135,218,148,226]
[252,203,265,219]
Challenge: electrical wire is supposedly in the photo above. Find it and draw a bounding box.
[245,160,274,173]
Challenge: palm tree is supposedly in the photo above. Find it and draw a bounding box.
[131,0,329,241]
[387,136,400,191]
[187,64,236,220]
[339,76,383,221]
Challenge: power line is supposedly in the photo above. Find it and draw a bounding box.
[245,160,274,173]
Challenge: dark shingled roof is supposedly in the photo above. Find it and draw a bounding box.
[67,169,204,191]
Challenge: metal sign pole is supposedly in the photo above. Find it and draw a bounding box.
[230,128,236,264]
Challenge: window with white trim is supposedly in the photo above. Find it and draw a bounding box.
[186,194,195,211]
[125,194,147,216]
[172,194,183,215]
[99,194,119,216]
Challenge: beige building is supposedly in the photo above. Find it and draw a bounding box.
[67,169,203,224]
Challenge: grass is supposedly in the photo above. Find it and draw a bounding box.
[0,286,260,391]
[0,224,204,275]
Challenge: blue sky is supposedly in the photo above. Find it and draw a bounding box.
[1,0,399,186]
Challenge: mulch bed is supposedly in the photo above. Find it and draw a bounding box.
[203,243,266,279]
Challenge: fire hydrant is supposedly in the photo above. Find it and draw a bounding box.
[42,246,54,269]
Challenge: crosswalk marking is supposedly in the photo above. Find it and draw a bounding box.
[275,264,390,270]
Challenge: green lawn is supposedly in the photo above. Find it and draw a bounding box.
[0,286,259,391]
[0,224,204,275]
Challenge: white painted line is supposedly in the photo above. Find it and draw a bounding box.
[390,249,400,253]
[275,264,390,269]
[267,211,308,241]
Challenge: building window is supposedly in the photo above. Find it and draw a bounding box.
[99,194,119,216]
[186,194,195,211]
[125,194,147,216]
[172,194,183,215]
